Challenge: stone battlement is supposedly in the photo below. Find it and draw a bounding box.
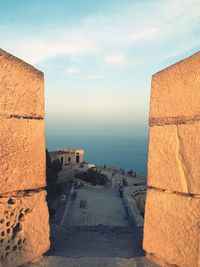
[0,49,49,267]
[143,51,200,267]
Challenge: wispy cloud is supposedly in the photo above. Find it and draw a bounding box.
[104,54,125,64]
[66,66,80,74]
[1,0,200,67]
[81,74,104,80]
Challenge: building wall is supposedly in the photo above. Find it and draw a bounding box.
[58,148,84,165]
[0,49,49,267]
[50,149,84,167]
[143,51,200,267]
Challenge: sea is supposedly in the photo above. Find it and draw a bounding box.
[46,134,148,176]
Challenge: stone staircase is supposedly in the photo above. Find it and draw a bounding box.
[22,256,159,267]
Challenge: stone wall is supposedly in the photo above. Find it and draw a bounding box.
[0,49,50,267]
[143,51,200,267]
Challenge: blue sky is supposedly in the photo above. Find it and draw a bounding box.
[1,0,200,138]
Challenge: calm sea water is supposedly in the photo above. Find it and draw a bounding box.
[46,135,148,176]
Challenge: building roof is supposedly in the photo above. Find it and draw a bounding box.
[49,150,76,156]
[58,147,84,152]
[49,151,67,156]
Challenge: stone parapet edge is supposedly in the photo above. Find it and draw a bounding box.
[0,48,43,77]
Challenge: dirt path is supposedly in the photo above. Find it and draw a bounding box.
[48,185,142,258]
[63,185,128,226]
[24,181,158,266]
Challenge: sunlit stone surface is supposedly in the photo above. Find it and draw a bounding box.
[143,189,200,267]
[0,190,49,267]
[148,122,200,194]
[0,49,44,118]
[150,51,200,125]
[144,51,200,267]
[0,117,46,194]
[0,49,49,267]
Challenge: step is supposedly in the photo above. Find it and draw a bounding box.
[22,256,159,267]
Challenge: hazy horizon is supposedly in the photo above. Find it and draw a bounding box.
[1,0,200,172]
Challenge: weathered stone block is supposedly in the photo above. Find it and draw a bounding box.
[0,190,50,267]
[150,51,200,125]
[0,49,44,118]
[0,117,46,194]
[143,189,200,267]
[148,122,200,194]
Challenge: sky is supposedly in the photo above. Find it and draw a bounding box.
[0,0,200,138]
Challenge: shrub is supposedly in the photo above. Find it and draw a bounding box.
[75,168,108,186]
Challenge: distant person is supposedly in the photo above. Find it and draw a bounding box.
[80,199,87,209]
[111,174,115,189]
[122,177,128,186]
[119,185,124,198]
[128,169,133,177]
[104,164,106,170]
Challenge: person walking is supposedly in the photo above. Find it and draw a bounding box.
[119,184,124,198]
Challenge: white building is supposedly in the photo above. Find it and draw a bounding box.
[49,148,84,167]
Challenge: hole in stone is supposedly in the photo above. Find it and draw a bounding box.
[10,212,14,217]
[18,239,22,246]
[1,231,5,237]
[24,208,31,215]
[18,214,25,222]
[22,238,26,243]
[0,219,4,224]
[13,246,17,251]
[6,245,10,251]
[5,252,9,257]
[13,223,22,234]
[12,223,22,240]
[4,211,8,215]
[12,234,16,240]
[7,229,11,234]
[6,222,10,227]
[20,208,24,213]
[0,255,3,260]
[8,198,15,205]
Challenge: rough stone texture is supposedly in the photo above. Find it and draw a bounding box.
[0,190,50,267]
[0,117,46,194]
[148,122,200,194]
[0,49,44,118]
[150,51,200,126]
[0,49,49,267]
[143,51,200,266]
[143,189,200,267]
